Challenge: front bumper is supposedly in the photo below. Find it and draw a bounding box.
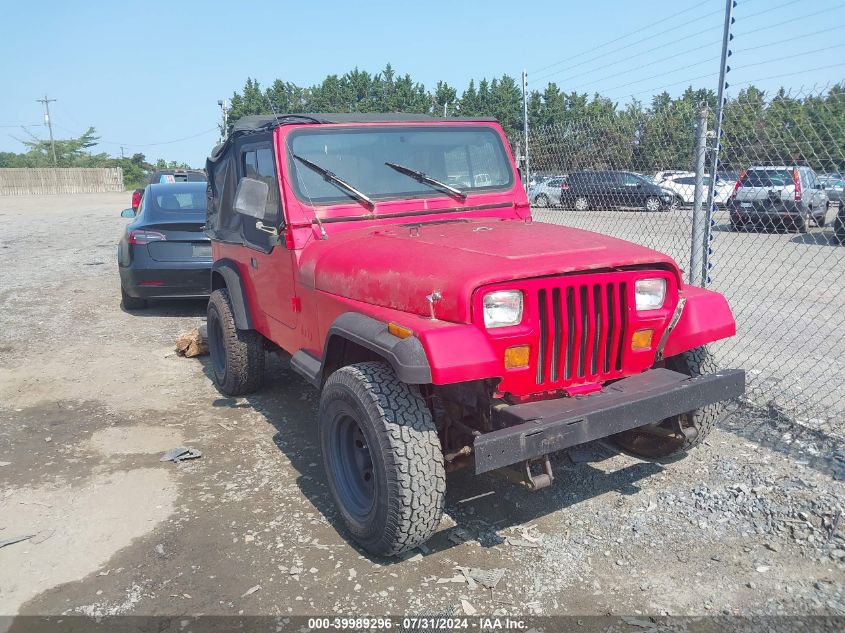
[473,367,745,474]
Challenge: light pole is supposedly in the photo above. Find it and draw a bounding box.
[217,99,229,142]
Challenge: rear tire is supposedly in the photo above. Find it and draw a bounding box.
[797,211,810,234]
[816,203,829,228]
[645,196,661,212]
[319,362,445,556]
[120,286,147,310]
[611,347,726,459]
[574,196,589,212]
[207,288,265,396]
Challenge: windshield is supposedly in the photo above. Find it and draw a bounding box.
[741,169,794,187]
[147,183,207,216]
[286,125,513,207]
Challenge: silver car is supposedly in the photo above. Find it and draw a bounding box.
[820,176,845,206]
[528,176,567,207]
[727,165,829,233]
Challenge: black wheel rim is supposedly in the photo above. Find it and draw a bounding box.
[328,413,375,519]
[208,310,226,377]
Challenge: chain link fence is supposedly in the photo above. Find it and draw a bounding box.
[527,83,845,441]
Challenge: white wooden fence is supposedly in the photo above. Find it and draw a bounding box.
[0,168,124,195]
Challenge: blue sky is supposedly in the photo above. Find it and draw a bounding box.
[1,0,843,166]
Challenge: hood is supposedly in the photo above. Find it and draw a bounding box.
[299,218,680,323]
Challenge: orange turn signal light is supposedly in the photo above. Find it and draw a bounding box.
[504,345,531,369]
[387,322,413,339]
[631,329,654,350]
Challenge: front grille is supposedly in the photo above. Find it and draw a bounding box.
[535,279,628,386]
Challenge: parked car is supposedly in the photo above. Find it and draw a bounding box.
[653,170,691,184]
[560,170,674,211]
[130,169,207,214]
[659,173,734,207]
[118,181,212,309]
[727,165,829,233]
[528,175,567,207]
[820,176,845,206]
[203,113,743,556]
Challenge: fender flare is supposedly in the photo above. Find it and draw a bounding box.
[662,284,736,358]
[210,259,253,330]
[291,312,432,387]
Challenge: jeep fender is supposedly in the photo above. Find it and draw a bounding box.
[662,284,736,358]
[292,313,432,387]
[210,260,253,330]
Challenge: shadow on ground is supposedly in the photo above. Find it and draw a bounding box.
[197,353,665,563]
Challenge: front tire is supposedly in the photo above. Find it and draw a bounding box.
[533,194,549,208]
[319,362,445,556]
[207,288,265,396]
[611,347,726,458]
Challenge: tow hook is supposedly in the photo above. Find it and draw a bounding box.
[503,455,554,491]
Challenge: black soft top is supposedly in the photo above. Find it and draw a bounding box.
[209,112,499,161]
[205,112,500,245]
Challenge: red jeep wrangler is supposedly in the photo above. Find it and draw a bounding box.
[204,113,744,556]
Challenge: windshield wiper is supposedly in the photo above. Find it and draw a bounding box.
[293,154,375,210]
[385,162,467,201]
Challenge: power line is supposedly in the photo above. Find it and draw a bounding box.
[532,0,819,86]
[97,127,219,148]
[592,44,841,99]
[729,62,845,89]
[50,120,218,149]
[735,2,845,38]
[573,20,844,97]
[529,0,713,77]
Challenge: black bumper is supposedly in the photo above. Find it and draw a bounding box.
[474,367,745,474]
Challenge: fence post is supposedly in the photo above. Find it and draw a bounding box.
[522,69,530,192]
[701,0,737,286]
[689,106,709,287]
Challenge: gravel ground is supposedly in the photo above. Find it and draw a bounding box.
[0,193,843,623]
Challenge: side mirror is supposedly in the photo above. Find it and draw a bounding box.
[120,208,136,218]
[234,177,271,221]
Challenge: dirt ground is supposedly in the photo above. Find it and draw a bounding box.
[0,192,843,623]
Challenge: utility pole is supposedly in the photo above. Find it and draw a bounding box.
[36,95,58,167]
[521,69,530,192]
[217,99,229,142]
[120,145,126,159]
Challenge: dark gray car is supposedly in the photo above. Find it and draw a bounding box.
[727,165,829,232]
[117,182,211,309]
[560,170,674,212]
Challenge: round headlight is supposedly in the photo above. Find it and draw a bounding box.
[483,290,523,328]
[635,278,666,311]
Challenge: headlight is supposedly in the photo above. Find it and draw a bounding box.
[635,278,666,311]
[483,290,523,328]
